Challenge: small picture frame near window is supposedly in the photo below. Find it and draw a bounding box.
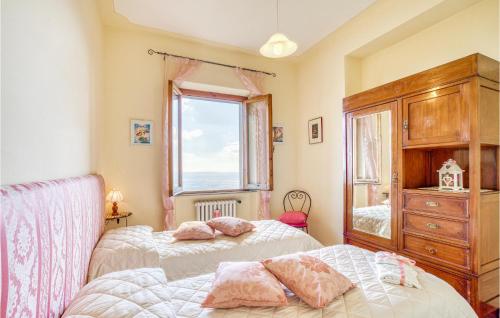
[308,117,323,144]
[272,124,284,144]
[130,119,153,145]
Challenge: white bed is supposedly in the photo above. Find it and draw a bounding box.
[165,245,476,318]
[353,204,391,238]
[88,220,322,281]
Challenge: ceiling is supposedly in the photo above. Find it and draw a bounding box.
[113,0,375,56]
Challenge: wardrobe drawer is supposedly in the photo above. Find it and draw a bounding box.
[404,213,468,242]
[403,193,468,218]
[403,234,470,269]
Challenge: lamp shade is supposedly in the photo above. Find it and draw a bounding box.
[106,189,123,203]
[259,33,297,58]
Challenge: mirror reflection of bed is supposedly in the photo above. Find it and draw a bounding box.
[352,110,391,239]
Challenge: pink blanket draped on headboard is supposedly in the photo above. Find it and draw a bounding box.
[0,175,105,318]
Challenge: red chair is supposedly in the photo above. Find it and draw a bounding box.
[278,190,311,233]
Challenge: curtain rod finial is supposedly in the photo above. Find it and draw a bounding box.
[147,49,155,55]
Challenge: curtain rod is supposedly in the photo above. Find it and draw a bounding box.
[147,49,277,77]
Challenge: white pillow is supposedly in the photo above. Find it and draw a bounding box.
[63,268,175,317]
[87,225,160,281]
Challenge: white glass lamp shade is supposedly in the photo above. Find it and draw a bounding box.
[106,189,123,203]
[259,33,297,58]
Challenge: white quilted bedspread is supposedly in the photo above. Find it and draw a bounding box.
[352,205,391,239]
[63,268,175,318]
[88,226,160,281]
[88,221,322,282]
[154,220,323,281]
[166,245,477,318]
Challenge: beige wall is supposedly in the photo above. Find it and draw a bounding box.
[99,26,298,231]
[360,0,499,90]
[295,0,498,245]
[1,0,103,184]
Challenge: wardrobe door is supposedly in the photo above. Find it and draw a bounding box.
[345,101,398,250]
[402,83,470,147]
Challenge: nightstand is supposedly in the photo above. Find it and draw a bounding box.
[105,212,133,227]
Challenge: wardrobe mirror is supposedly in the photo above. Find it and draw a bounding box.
[351,110,392,239]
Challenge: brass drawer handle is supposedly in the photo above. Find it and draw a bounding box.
[426,223,440,230]
[425,201,439,207]
[425,246,437,255]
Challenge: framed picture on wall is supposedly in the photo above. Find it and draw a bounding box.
[308,117,323,144]
[272,124,284,144]
[130,119,153,145]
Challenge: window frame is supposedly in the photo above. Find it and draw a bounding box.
[174,88,249,195]
[243,94,273,191]
[168,85,273,196]
[167,81,183,196]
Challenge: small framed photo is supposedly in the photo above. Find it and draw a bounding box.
[130,119,153,145]
[272,124,284,144]
[308,117,323,144]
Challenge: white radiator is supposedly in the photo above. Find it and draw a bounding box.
[195,199,239,221]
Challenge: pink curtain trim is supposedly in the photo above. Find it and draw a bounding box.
[161,56,173,230]
[170,56,201,86]
[163,196,175,231]
[259,190,272,219]
[161,57,201,230]
[360,116,378,180]
[234,67,264,97]
[234,67,272,220]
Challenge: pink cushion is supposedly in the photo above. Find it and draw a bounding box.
[172,221,215,240]
[206,217,255,237]
[262,254,355,308]
[289,222,307,228]
[278,211,307,225]
[202,262,288,308]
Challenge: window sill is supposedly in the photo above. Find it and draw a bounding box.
[174,189,258,197]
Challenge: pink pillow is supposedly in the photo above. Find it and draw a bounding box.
[278,211,307,224]
[202,262,287,308]
[262,254,354,308]
[172,221,215,240]
[206,217,255,237]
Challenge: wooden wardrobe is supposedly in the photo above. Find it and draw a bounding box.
[343,53,499,317]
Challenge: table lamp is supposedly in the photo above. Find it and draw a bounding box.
[106,189,123,216]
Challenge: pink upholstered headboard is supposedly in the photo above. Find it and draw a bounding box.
[1,175,105,318]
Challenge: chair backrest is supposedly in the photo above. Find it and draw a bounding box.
[283,190,311,215]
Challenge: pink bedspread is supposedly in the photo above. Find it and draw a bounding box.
[1,175,105,318]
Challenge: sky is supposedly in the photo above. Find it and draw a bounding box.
[179,97,241,173]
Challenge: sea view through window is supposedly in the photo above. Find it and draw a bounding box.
[181,96,241,191]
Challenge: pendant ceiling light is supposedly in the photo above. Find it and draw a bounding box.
[259,0,297,58]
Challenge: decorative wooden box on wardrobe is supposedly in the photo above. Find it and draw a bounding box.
[343,54,499,316]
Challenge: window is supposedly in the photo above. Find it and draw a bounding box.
[181,97,241,191]
[167,81,272,194]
